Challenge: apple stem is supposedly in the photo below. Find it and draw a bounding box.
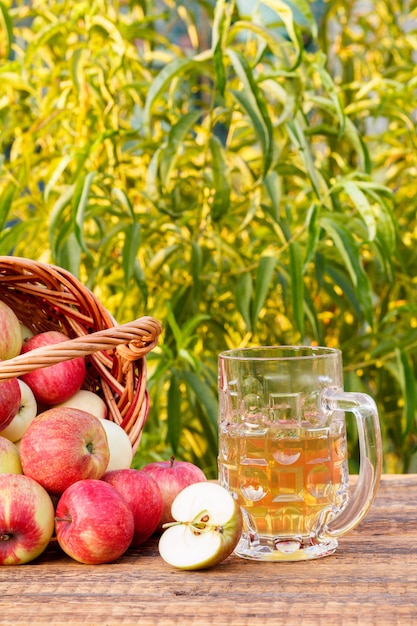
[0,533,12,541]
[169,455,175,469]
[161,521,182,530]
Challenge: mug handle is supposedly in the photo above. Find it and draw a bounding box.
[318,389,383,539]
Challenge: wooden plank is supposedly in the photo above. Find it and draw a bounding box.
[0,475,416,625]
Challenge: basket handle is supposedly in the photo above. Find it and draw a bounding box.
[0,316,162,380]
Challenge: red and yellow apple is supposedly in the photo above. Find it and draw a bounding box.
[0,300,22,361]
[19,407,110,495]
[55,479,135,564]
[53,390,133,471]
[0,473,55,565]
[20,330,86,405]
[102,469,163,546]
[141,456,207,528]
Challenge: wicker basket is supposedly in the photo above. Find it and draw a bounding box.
[0,256,162,454]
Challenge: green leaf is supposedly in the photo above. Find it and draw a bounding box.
[256,0,302,68]
[48,186,74,258]
[70,47,86,95]
[0,182,15,231]
[167,373,182,454]
[0,1,13,60]
[0,218,32,256]
[112,188,136,221]
[43,155,72,202]
[395,348,416,438]
[229,21,299,69]
[304,203,320,268]
[344,118,371,174]
[90,15,126,54]
[147,244,179,274]
[289,241,304,337]
[312,61,345,134]
[212,0,228,97]
[143,58,200,135]
[181,370,218,438]
[287,115,323,200]
[236,272,253,331]
[261,0,306,68]
[165,302,183,350]
[264,171,282,223]
[72,171,95,258]
[325,265,364,321]
[57,232,82,278]
[320,215,373,326]
[342,181,376,241]
[191,241,202,306]
[159,111,202,184]
[209,135,231,221]
[227,48,273,176]
[122,222,141,287]
[251,256,277,326]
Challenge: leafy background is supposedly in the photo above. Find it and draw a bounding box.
[1,0,417,477]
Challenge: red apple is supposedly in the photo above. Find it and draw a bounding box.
[0,436,22,474]
[102,469,163,546]
[19,407,110,495]
[0,374,21,432]
[0,300,22,361]
[141,456,207,528]
[0,473,55,565]
[20,330,86,405]
[55,479,135,564]
[54,389,132,471]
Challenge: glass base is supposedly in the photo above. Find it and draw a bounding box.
[234,532,339,562]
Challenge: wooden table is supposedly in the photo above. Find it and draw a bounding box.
[0,474,416,625]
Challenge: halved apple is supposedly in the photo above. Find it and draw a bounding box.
[158,482,242,570]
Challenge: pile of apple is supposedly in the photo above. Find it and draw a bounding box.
[0,299,242,569]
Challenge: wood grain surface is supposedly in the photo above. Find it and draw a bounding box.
[0,474,416,626]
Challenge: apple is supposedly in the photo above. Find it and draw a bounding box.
[55,478,135,564]
[102,469,163,546]
[158,482,243,570]
[20,323,34,343]
[97,419,133,471]
[0,374,21,432]
[0,300,22,361]
[20,330,86,405]
[54,389,107,419]
[53,390,132,471]
[0,473,55,565]
[0,436,22,474]
[141,456,207,528]
[0,379,37,442]
[20,407,110,495]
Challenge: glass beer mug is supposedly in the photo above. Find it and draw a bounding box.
[218,346,382,561]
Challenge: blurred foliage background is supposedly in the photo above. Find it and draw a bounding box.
[1,0,417,477]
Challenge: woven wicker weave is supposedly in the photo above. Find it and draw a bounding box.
[0,257,162,453]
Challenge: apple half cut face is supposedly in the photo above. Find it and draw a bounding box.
[158,482,242,570]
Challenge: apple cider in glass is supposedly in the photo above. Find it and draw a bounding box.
[218,347,382,561]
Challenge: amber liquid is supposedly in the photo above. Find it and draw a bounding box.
[218,423,350,557]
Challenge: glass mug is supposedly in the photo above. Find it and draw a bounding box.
[218,346,382,561]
